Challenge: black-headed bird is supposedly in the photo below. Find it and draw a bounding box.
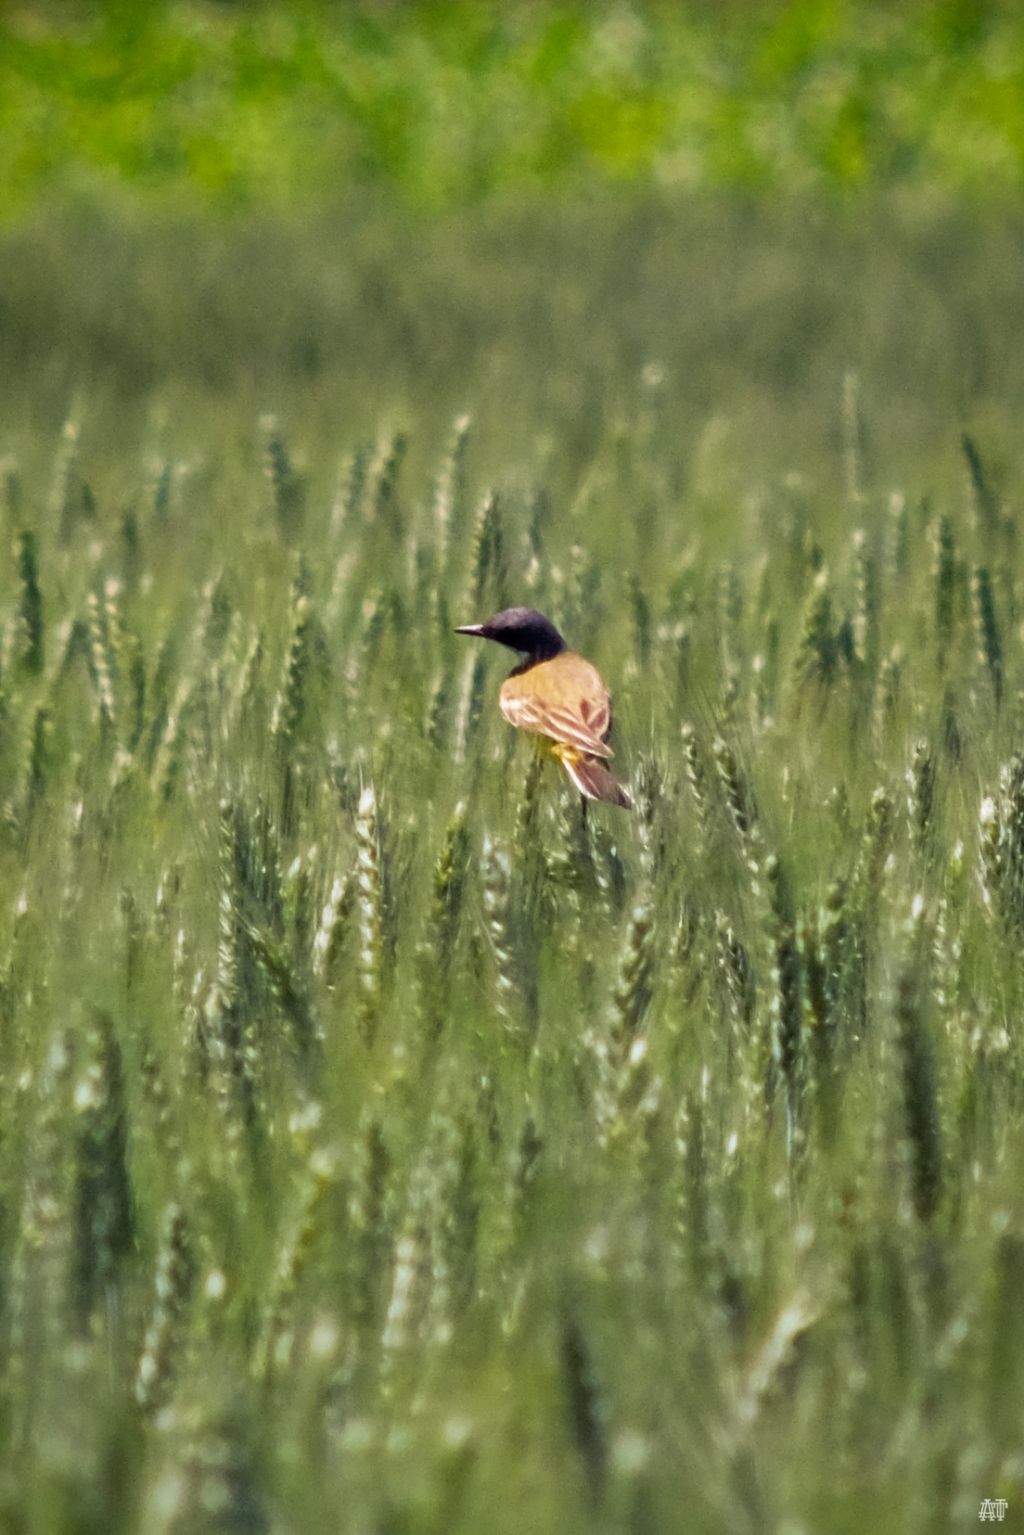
[455,607,632,808]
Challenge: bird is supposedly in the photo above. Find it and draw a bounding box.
[455,606,632,808]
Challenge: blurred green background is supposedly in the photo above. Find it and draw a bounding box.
[3,0,1024,469]
[2,0,1024,216]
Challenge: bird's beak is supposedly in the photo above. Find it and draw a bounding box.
[454,623,486,637]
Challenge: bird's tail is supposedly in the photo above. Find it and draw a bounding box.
[556,747,632,809]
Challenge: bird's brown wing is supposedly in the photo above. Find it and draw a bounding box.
[579,689,612,744]
[499,654,614,759]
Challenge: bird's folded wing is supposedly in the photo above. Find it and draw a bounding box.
[578,692,611,742]
[499,692,614,758]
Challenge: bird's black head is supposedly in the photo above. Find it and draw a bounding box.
[455,607,567,660]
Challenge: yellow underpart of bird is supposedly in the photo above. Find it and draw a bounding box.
[500,653,631,809]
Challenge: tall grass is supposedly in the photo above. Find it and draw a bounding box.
[0,199,1021,1533]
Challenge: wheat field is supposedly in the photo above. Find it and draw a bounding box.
[0,200,1023,1534]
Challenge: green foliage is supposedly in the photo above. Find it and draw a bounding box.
[2,1,1024,217]
[0,196,1023,1532]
